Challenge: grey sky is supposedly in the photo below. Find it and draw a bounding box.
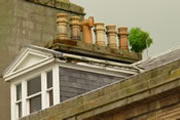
[71,0,180,58]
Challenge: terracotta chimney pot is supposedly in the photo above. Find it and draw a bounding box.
[118,27,129,50]
[94,22,105,46]
[106,25,117,49]
[81,17,94,44]
[70,16,81,40]
[56,13,69,40]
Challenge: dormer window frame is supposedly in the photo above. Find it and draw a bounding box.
[10,64,60,120]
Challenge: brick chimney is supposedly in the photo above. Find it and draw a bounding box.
[49,13,141,64]
[118,27,129,50]
[81,17,94,44]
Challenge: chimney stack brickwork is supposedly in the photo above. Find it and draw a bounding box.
[50,13,141,64]
[52,12,131,52]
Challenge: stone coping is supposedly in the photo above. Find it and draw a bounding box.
[48,41,142,63]
[25,0,85,15]
[20,55,180,120]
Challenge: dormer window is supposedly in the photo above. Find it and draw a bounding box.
[12,69,57,120]
[12,70,54,120]
[3,46,137,120]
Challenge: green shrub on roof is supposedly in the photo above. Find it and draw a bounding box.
[128,27,153,53]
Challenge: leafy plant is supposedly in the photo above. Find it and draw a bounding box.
[128,27,153,53]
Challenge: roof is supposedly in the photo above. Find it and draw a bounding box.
[20,46,180,120]
[135,46,180,71]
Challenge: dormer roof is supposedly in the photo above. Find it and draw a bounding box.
[3,45,140,82]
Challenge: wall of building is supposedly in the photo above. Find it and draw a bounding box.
[88,89,180,120]
[0,0,84,119]
[59,67,122,101]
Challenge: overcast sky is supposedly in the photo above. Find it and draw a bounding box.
[71,0,180,58]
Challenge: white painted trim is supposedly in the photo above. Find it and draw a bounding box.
[62,53,132,67]
[77,62,137,75]
[6,49,32,74]
[26,92,41,100]
[53,65,60,104]
[41,72,47,109]
[4,58,55,81]
[22,80,27,117]
[3,48,53,79]
[5,48,29,76]
[10,84,16,120]
[56,60,127,78]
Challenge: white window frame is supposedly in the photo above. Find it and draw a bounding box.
[12,83,22,119]
[26,75,42,114]
[10,64,60,120]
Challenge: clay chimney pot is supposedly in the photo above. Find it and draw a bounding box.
[70,16,81,40]
[70,16,81,25]
[118,27,128,35]
[81,17,94,44]
[94,22,105,46]
[106,24,117,49]
[56,13,69,40]
[94,23,105,31]
[56,13,68,23]
[118,27,129,50]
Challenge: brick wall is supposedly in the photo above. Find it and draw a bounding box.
[59,67,122,101]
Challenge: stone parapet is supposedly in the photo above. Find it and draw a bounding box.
[49,42,141,63]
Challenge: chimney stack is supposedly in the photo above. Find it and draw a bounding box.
[56,13,69,40]
[70,16,81,40]
[118,27,129,50]
[94,22,105,46]
[81,17,94,44]
[106,25,117,49]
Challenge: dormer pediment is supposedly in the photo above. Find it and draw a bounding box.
[3,47,54,81]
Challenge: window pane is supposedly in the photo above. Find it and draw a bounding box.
[27,76,41,96]
[17,102,22,118]
[49,90,53,106]
[29,95,41,113]
[16,84,22,101]
[47,71,53,88]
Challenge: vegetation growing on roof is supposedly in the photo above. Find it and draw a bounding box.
[128,27,153,53]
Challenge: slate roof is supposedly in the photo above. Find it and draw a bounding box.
[135,46,180,71]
